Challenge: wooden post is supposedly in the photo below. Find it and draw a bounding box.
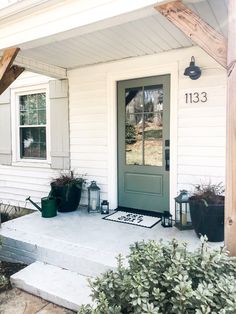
[0,48,20,80]
[225,0,236,255]
[155,0,227,69]
[0,48,24,94]
[0,65,25,95]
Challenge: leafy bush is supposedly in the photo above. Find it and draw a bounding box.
[50,170,86,188]
[190,182,224,205]
[0,202,33,223]
[78,238,236,314]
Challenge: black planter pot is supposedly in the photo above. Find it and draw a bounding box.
[50,183,82,212]
[189,200,224,242]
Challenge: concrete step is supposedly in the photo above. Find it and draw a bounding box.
[0,222,116,277]
[11,261,92,312]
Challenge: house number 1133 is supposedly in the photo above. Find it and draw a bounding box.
[185,92,208,104]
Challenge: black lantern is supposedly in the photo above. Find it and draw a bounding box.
[184,56,201,80]
[101,200,109,214]
[161,211,173,228]
[174,190,193,230]
[88,181,100,213]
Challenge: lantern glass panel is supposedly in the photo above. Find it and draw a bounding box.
[101,200,109,214]
[175,203,180,224]
[174,191,193,230]
[161,211,172,228]
[88,181,100,213]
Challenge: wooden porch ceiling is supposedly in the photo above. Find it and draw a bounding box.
[10,0,227,70]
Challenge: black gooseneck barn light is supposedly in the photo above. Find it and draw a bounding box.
[184,56,201,80]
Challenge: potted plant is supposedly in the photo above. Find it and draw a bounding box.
[50,171,85,212]
[189,182,224,242]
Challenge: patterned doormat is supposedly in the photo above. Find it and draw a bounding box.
[103,211,162,228]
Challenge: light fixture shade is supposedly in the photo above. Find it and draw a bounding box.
[184,56,201,80]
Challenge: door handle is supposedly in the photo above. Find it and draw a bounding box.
[165,148,170,171]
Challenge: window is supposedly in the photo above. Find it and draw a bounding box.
[12,86,50,163]
[19,93,47,159]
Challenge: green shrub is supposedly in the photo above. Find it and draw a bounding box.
[78,238,236,314]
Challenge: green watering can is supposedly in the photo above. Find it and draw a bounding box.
[26,196,57,218]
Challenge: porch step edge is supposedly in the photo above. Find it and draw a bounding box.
[11,261,92,312]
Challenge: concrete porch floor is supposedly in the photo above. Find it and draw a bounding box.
[0,207,223,276]
[0,207,224,311]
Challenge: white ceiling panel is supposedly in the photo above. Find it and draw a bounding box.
[18,0,228,69]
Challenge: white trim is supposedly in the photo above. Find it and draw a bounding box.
[107,63,178,212]
[14,56,67,79]
[11,84,51,167]
[0,0,159,50]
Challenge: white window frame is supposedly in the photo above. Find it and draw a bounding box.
[11,84,51,167]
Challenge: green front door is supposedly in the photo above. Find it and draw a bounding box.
[117,75,170,213]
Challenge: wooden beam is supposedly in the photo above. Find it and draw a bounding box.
[0,47,20,80]
[155,0,227,68]
[0,65,25,95]
[225,0,236,256]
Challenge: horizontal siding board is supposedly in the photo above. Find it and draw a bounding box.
[178,146,225,157]
[178,165,225,177]
[70,145,108,153]
[178,137,225,147]
[71,160,107,169]
[178,174,225,185]
[70,129,107,138]
[71,152,108,161]
[178,156,225,167]
[178,117,225,127]
[70,138,107,146]
[72,167,107,177]
[178,107,226,118]
[178,127,225,137]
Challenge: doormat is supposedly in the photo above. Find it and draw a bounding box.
[103,211,161,228]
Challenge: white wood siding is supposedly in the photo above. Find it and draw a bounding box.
[69,46,226,207]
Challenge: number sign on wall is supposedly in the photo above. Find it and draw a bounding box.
[185,92,208,104]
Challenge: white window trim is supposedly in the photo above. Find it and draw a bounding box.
[11,84,51,167]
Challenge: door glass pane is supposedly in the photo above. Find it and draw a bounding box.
[125,87,143,165]
[144,113,162,166]
[125,84,163,166]
[144,85,163,166]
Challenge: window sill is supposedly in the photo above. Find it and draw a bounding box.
[12,160,51,169]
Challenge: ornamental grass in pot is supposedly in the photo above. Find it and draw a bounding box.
[189,182,224,242]
[50,171,85,212]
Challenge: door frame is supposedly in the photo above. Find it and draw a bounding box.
[107,61,178,214]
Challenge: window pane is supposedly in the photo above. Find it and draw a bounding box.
[38,110,46,125]
[20,127,46,159]
[19,93,46,126]
[125,87,143,166]
[28,109,38,125]
[125,117,143,165]
[37,93,46,109]
[144,85,163,166]
[144,113,163,166]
